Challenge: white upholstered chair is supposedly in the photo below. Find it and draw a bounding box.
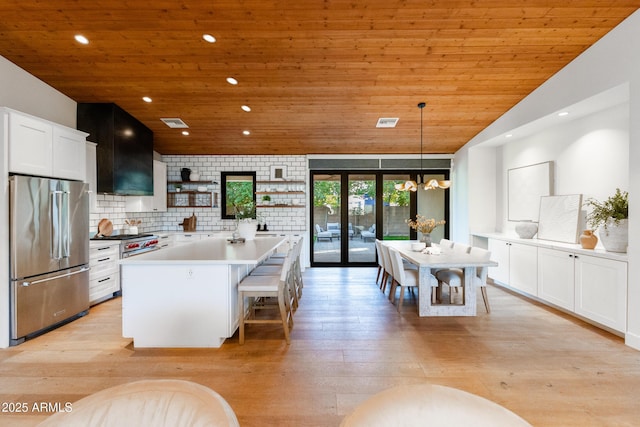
[439,238,454,249]
[340,383,531,427]
[436,246,492,312]
[387,247,438,311]
[38,379,240,427]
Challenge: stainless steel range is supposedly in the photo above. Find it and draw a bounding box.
[90,233,159,258]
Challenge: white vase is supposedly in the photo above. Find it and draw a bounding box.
[515,221,538,239]
[598,219,628,253]
[237,221,257,240]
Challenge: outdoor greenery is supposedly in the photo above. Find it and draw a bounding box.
[586,188,629,230]
[225,181,254,218]
[313,179,410,209]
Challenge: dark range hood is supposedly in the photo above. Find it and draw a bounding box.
[77,103,153,196]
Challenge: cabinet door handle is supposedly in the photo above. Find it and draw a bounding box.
[569,254,574,258]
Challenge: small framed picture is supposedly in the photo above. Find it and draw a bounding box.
[270,165,287,181]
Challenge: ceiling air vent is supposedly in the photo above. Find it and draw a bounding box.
[161,118,189,128]
[376,117,399,128]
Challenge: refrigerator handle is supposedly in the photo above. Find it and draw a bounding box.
[21,266,90,287]
[51,190,60,260]
[51,190,70,259]
[62,190,70,258]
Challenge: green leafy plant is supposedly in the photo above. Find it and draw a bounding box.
[233,202,256,221]
[261,195,271,202]
[586,188,628,230]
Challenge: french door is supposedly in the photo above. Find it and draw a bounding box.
[311,170,449,266]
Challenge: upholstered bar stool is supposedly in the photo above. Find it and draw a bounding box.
[238,251,294,344]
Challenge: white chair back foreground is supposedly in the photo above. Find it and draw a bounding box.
[340,383,531,427]
[38,379,240,427]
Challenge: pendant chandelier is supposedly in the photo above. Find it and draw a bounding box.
[395,102,451,192]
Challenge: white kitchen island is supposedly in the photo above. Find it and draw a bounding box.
[119,236,286,348]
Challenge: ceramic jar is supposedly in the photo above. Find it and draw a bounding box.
[420,233,432,247]
[579,230,598,249]
[515,221,538,239]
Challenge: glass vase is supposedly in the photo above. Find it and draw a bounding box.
[420,232,432,247]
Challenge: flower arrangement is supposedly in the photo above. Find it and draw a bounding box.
[406,215,446,234]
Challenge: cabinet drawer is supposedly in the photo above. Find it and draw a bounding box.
[90,254,119,275]
[90,243,119,259]
[89,273,119,303]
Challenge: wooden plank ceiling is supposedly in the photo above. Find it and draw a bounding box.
[0,1,638,155]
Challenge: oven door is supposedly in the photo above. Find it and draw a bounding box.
[121,246,160,258]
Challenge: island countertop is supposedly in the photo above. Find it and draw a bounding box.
[119,236,286,265]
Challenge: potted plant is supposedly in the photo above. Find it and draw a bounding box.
[585,188,628,253]
[261,194,271,205]
[234,202,257,240]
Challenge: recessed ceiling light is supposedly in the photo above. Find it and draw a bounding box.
[227,77,238,85]
[243,130,250,135]
[241,105,251,112]
[558,111,569,116]
[142,96,152,103]
[74,34,89,45]
[202,34,216,43]
[505,134,513,138]
[182,131,190,136]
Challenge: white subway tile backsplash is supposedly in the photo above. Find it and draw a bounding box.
[91,155,308,234]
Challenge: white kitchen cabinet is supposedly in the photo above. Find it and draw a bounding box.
[575,254,627,332]
[89,241,120,305]
[537,247,576,311]
[488,238,537,296]
[156,232,172,249]
[7,109,87,180]
[8,111,53,177]
[85,142,98,213]
[52,126,86,181]
[538,248,627,332]
[125,160,167,212]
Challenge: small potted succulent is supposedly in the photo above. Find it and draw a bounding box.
[261,194,272,205]
[585,188,628,252]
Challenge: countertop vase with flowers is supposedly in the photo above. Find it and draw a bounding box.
[406,215,445,248]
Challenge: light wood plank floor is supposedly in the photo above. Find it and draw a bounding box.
[1,268,640,426]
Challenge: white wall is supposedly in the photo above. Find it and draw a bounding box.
[0,56,77,128]
[454,10,640,350]
[497,102,629,238]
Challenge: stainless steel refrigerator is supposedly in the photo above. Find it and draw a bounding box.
[9,175,90,345]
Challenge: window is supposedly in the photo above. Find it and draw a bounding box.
[221,172,256,219]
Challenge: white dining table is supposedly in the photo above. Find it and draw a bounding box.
[382,241,498,316]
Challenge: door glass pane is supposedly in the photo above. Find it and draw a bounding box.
[383,174,411,240]
[312,174,341,263]
[417,173,447,244]
[348,174,376,262]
